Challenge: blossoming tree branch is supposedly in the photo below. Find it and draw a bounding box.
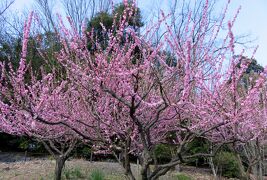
[0,0,267,180]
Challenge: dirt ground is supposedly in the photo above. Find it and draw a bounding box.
[0,157,221,180]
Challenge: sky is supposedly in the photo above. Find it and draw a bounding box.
[228,0,267,67]
[10,0,267,67]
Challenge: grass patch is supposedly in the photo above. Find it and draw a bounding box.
[105,174,126,180]
[176,173,192,180]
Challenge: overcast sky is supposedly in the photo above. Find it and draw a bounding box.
[11,0,267,67]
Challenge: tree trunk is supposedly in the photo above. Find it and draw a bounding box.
[235,154,248,180]
[258,161,264,180]
[141,171,149,180]
[140,156,151,180]
[257,143,264,180]
[122,136,136,180]
[140,157,149,180]
[123,153,135,180]
[54,156,66,180]
[209,157,217,178]
[126,170,136,180]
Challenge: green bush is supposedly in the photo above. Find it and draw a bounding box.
[214,151,240,178]
[72,144,93,159]
[154,144,173,163]
[0,132,49,153]
[185,138,209,167]
[64,167,84,179]
[79,146,92,159]
[89,169,105,180]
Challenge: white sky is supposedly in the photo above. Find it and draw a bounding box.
[228,0,267,67]
[10,0,267,67]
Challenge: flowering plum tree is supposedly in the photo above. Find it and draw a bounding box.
[0,13,98,180]
[1,0,267,180]
[49,0,267,179]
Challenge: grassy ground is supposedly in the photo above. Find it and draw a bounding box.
[0,158,222,180]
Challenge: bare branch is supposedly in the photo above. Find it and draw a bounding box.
[0,0,14,16]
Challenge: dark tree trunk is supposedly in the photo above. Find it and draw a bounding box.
[235,153,248,180]
[140,151,151,180]
[123,155,135,180]
[40,139,77,180]
[141,171,149,180]
[123,137,136,180]
[54,156,66,180]
[126,170,136,180]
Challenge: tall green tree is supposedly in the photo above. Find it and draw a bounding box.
[87,2,144,53]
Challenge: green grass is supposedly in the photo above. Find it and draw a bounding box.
[176,173,192,180]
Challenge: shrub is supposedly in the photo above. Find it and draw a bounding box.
[154,144,173,163]
[89,169,105,180]
[64,167,83,179]
[185,138,209,167]
[214,151,240,178]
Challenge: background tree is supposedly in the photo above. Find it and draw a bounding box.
[61,0,111,33]
[87,2,143,54]
[233,57,266,179]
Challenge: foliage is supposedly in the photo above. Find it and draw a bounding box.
[214,151,240,178]
[235,56,265,91]
[185,138,209,166]
[74,145,92,159]
[80,146,92,159]
[1,31,62,82]
[64,167,84,179]
[154,144,173,163]
[113,3,144,29]
[89,169,105,180]
[0,133,45,152]
[88,12,113,32]
[0,38,21,69]
[88,2,144,31]
[87,2,143,53]
[236,56,264,74]
[18,137,32,150]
